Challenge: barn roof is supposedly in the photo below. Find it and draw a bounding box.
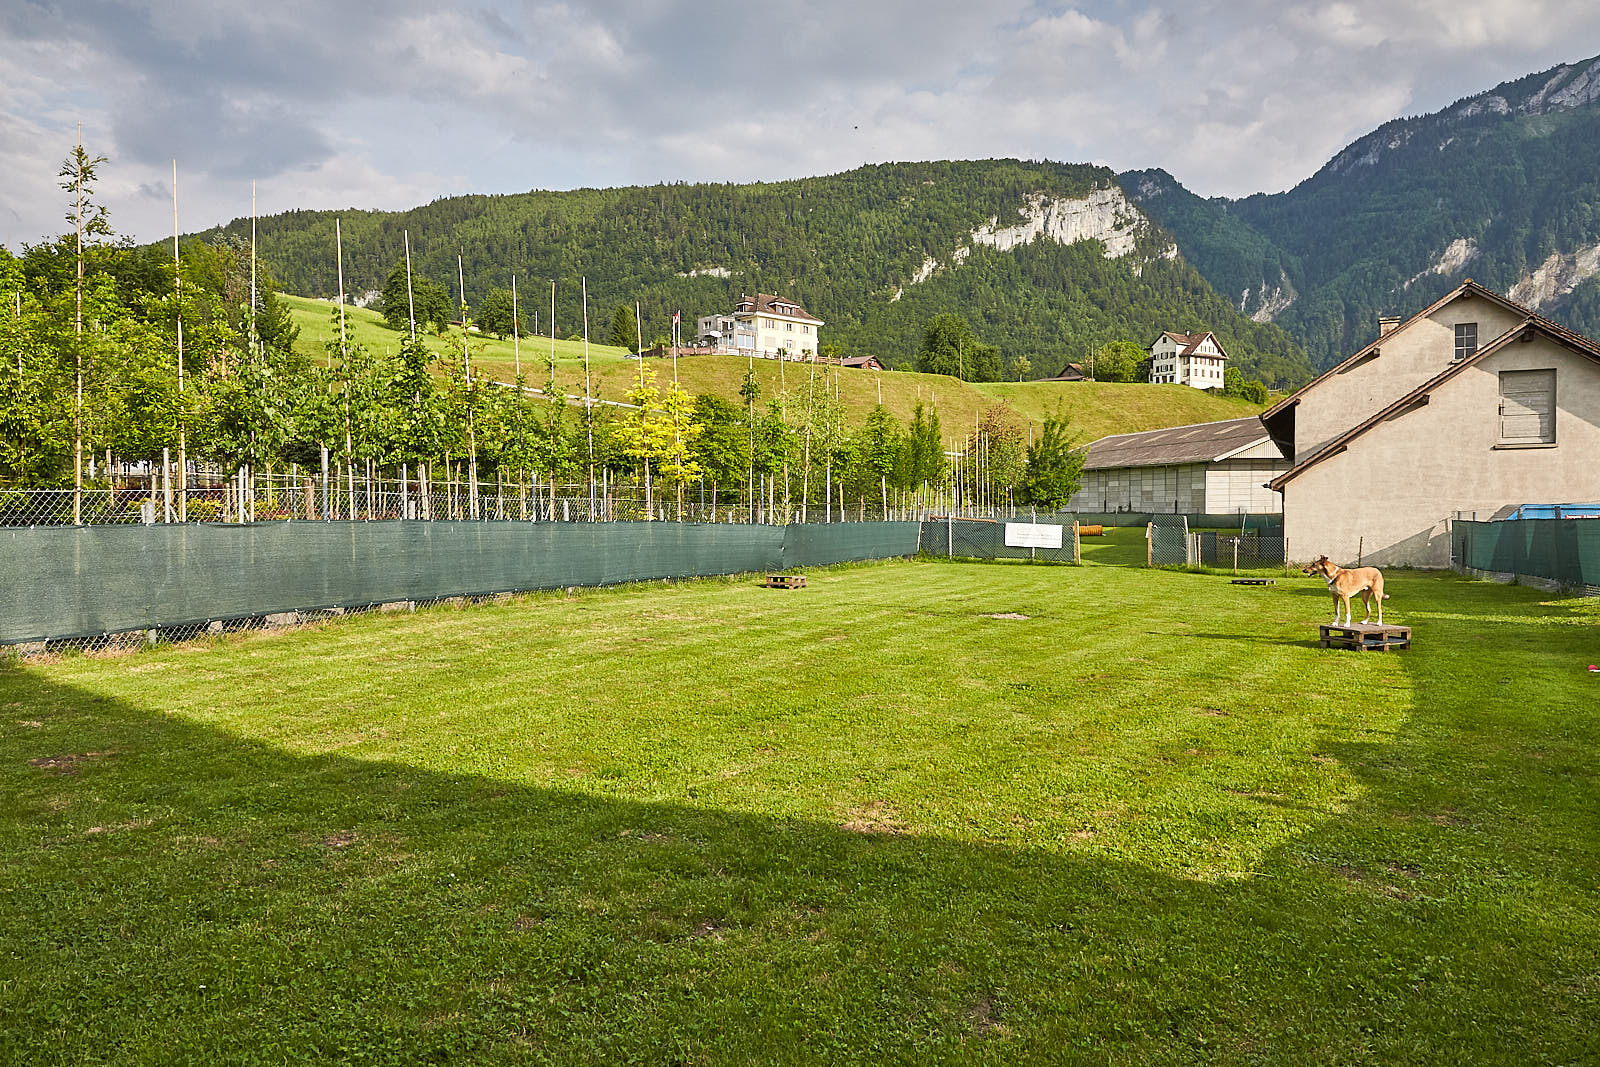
[1083,417,1272,471]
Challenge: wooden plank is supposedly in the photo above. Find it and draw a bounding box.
[1318,622,1410,651]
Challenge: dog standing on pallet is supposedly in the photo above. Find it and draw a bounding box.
[1304,555,1389,626]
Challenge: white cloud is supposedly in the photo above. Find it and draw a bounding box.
[2,0,1598,245]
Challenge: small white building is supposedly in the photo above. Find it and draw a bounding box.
[1149,330,1229,388]
[697,294,824,358]
[1069,417,1288,514]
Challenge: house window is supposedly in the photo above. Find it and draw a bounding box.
[1499,369,1556,444]
[1455,322,1478,360]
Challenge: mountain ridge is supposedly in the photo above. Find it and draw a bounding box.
[195,159,1313,388]
[1125,52,1600,369]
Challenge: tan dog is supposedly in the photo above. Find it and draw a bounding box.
[1304,555,1389,626]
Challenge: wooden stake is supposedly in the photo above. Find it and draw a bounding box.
[511,273,520,377]
[173,159,187,521]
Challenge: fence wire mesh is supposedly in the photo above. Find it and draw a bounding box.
[1147,518,1191,566]
[1193,531,1286,570]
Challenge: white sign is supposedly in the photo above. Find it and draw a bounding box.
[1003,522,1063,549]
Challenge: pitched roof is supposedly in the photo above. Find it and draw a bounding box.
[1260,280,1533,425]
[1152,330,1228,358]
[734,293,824,324]
[1269,315,1600,490]
[1083,417,1273,471]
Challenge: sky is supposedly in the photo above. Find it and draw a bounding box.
[3,0,1598,248]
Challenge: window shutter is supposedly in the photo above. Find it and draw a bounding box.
[1499,370,1555,443]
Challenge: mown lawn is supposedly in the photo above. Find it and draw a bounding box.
[3,552,1597,1063]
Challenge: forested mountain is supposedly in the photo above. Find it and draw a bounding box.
[1126,54,1600,370]
[196,160,1313,387]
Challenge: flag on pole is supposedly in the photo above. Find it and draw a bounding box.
[672,310,681,325]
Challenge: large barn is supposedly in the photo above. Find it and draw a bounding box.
[1069,417,1288,515]
[1262,281,1600,567]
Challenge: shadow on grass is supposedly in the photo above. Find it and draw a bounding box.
[2,583,1596,1064]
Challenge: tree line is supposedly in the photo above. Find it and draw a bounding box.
[1,149,1089,515]
[196,159,1314,387]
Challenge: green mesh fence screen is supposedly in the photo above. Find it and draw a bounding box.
[1454,519,1600,588]
[1,521,931,645]
[778,522,922,570]
[919,519,1079,563]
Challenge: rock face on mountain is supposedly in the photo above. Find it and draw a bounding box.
[1126,54,1600,370]
[205,159,1312,385]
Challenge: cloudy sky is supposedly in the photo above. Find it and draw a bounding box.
[3,0,1598,248]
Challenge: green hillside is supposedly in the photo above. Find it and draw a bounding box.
[286,296,1268,445]
[1127,54,1600,369]
[206,159,1312,388]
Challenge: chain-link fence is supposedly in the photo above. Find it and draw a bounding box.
[1193,530,1286,570]
[0,476,993,528]
[1147,517,1191,566]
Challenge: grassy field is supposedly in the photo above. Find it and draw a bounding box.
[4,535,1597,1063]
[284,296,1267,440]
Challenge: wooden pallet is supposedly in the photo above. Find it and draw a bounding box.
[1319,622,1410,651]
[1231,578,1276,585]
[764,574,806,589]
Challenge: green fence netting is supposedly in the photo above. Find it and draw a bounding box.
[778,522,922,570]
[918,519,1079,563]
[1454,518,1600,588]
[1,521,933,645]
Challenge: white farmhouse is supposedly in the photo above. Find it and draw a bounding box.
[697,294,824,359]
[1148,330,1229,388]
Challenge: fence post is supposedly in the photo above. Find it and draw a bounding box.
[1146,523,1153,567]
[947,513,953,557]
[320,445,330,521]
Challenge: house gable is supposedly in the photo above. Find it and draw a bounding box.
[1271,317,1600,491]
[1273,321,1600,567]
[1260,280,1532,463]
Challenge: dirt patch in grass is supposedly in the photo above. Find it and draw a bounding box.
[29,752,110,775]
[964,994,1011,1037]
[841,800,907,835]
[322,831,358,849]
[982,612,1031,620]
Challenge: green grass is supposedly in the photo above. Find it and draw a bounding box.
[283,294,634,371]
[284,296,1266,439]
[7,552,1596,1063]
